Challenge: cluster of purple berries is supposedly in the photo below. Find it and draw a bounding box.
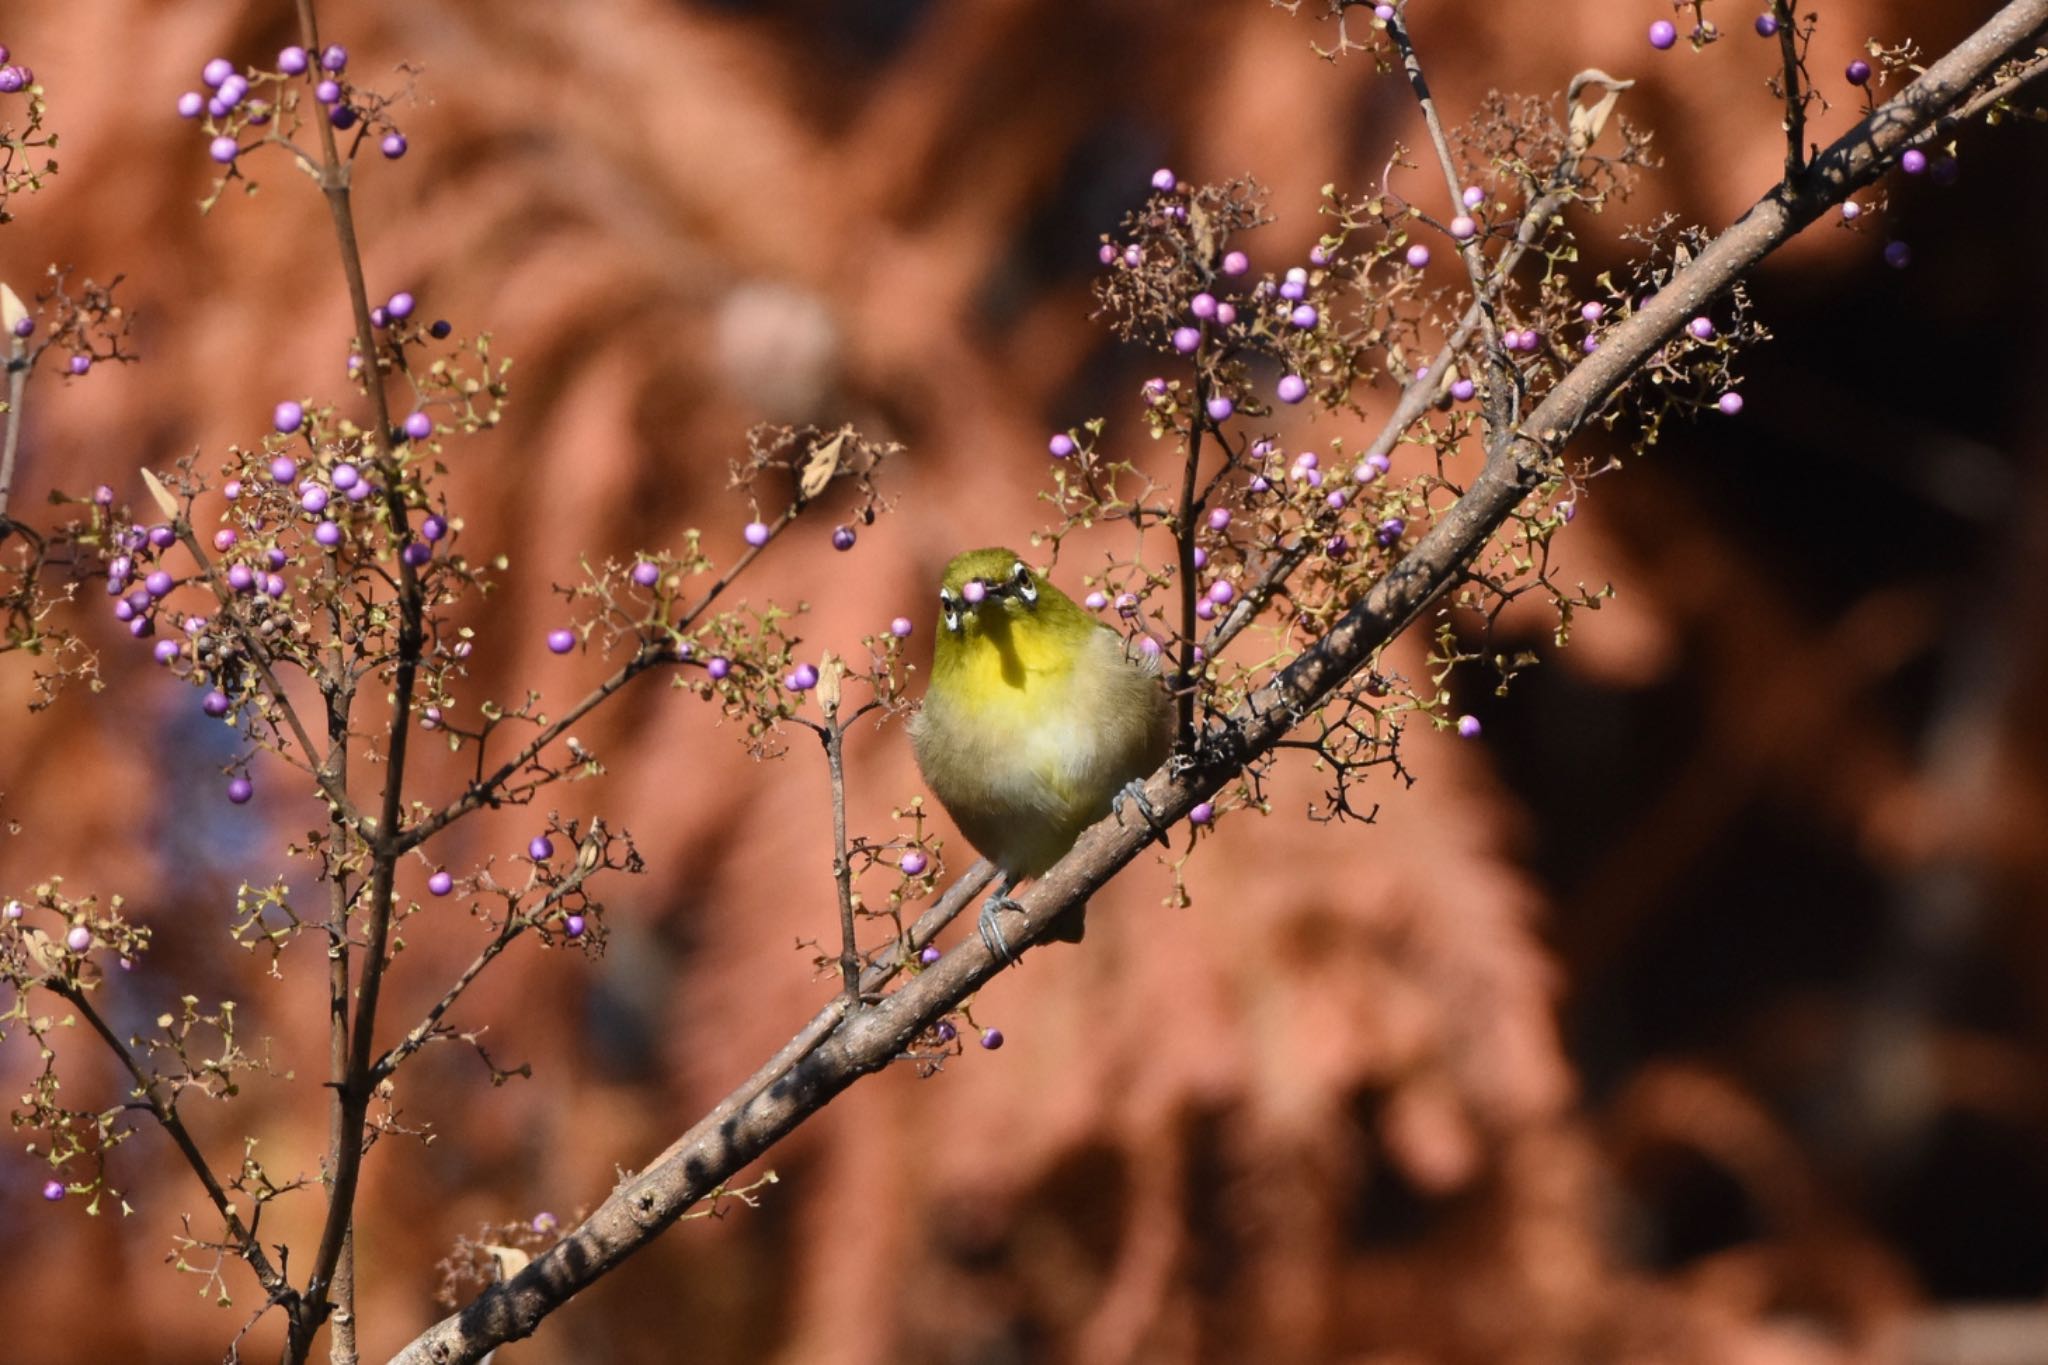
[1094,169,1445,419]
[0,45,33,93]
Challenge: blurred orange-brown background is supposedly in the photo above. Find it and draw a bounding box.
[3,0,2048,1361]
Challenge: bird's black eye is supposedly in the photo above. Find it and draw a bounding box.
[939,587,961,632]
[1012,561,1037,605]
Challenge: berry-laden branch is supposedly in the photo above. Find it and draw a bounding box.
[391,4,2048,1359]
[284,0,429,1354]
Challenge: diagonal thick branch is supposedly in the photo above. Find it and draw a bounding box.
[391,4,2048,1360]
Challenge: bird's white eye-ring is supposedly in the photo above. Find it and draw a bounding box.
[1012,561,1037,606]
[939,587,961,633]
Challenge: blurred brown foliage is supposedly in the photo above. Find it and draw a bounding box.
[2,1,2047,1362]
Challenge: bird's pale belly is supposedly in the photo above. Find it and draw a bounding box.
[912,634,1169,879]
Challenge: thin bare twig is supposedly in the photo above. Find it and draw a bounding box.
[53,982,293,1304]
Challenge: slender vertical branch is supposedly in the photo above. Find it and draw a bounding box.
[286,0,427,1355]
[1774,0,1808,180]
[820,707,861,1007]
[1175,377,1207,751]
[319,548,359,1365]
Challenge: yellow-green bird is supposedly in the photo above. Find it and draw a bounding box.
[909,548,1174,963]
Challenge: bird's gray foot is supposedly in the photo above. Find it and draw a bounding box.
[1112,778,1168,847]
[978,885,1027,966]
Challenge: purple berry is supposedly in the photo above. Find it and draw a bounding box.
[1457,714,1482,739]
[1449,215,1477,240]
[707,656,731,680]
[1688,316,1715,340]
[203,690,231,717]
[217,74,249,108]
[148,525,176,549]
[1841,200,1862,220]
[1207,506,1232,531]
[1215,302,1237,325]
[274,400,305,434]
[1207,579,1235,604]
[1450,377,1476,401]
[320,44,348,72]
[632,560,660,587]
[144,570,174,598]
[177,90,204,118]
[269,455,297,484]
[1221,250,1249,276]
[227,563,256,593]
[1172,326,1200,354]
[11,316,30,339]
[315,78,340,103]
[889,617,913,639]
[202,57,235,89]
[980,1028,1004,1050]
[935,1020,957,1042]
[279,45,309,74]
[1189,801,1214,825]
[1289,303,1319,329]
[1846,59,1871,85]
[387,291,416,320]
[1376,516,1406,546]
[329,462,358,491]
[1277,374,1308,405]
[1717,392,1745,415]
[209,136,240,165]
[743,520,771,548]
[563,914,586,938]
[153,639,180,665]
[1649,20,1677,49]
[786,662,819,692]
[1205,395,1235,423]
[1463,185,1485,209]
[68,353,91,375]
[919,944,941,965]
[1084,590,1107,610]
[1150,167,1176,192]
[402,411,432,441]
[1884,240,1912,269]
[301,485,329,513]
[263,573,286,598]
[962,578,988,605]
[1405,243,1431,269]
[227,776,254,805]
[1048,433,1076,458]
[832,525,856,551]
[1755,13,1780,37]
[1279,279,1306,302]
[901,849,929,876]
[547,628,575,655]
[42,1179,64,1202]
[430,319,452,338]
[428,870,453,897]
[1190,292,1217,319]
[1900,148,1927,174]
[401,542,431,567]
[529,835,554,861]
[314,521,342,547]
[381,132,408,160]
